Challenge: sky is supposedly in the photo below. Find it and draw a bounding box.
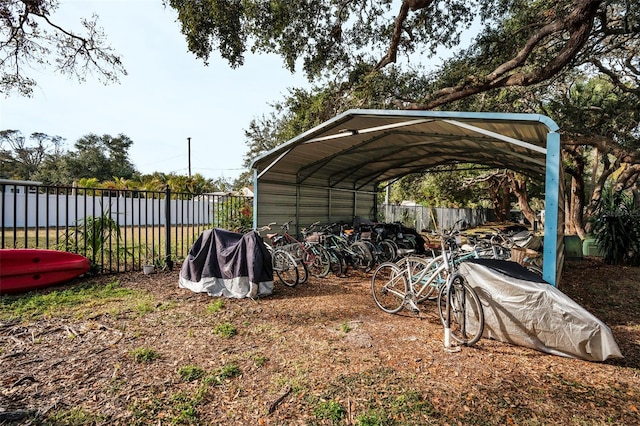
[1,0,310,182]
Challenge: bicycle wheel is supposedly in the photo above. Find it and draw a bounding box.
[384,239,399,261]
[325,247,344,277]
[360,240,378,263]
[304,243,331,278]
[288,245,308,284]
[437,275,484,346]
[377,240,396,263]
[336,248,350,275]
[350,241,375,272]
[272,249,299,287]
[371,262,406,314]
[297,257,309,284]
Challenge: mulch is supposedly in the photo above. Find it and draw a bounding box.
[1,258,639,425]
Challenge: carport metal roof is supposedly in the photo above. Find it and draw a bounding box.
[251,109,563,285]
[252,109,559,189]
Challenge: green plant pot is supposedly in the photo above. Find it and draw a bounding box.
[582,237,603,257]
[563,235,583,260]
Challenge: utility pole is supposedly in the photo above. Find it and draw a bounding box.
[187,137,191,177]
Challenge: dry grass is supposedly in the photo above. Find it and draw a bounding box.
[1,258,639,425]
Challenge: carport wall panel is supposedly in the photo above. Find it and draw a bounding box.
[297,186,331,230]
[255,181,299,230]
[255,182,375,236]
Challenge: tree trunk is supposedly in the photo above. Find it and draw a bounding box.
[490,185,506,221]
[500,181,511,222]
[583,152,617,234]
[507,172,537,230]
[570,176,586,239]
[564,189,574,235]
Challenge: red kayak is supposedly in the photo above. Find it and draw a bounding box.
[0,249,91,295]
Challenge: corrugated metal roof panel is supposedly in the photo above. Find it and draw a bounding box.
[252,109,555,186]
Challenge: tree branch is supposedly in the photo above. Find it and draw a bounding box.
[375,0,435,70]
[408,0,602,109]
[590,58,640,94]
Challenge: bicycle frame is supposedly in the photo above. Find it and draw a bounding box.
[401,243,480,301]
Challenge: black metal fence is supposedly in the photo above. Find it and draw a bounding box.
[0,181,253,274]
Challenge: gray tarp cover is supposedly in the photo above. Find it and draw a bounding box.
[179,228,274,298]
[460,259,623,362]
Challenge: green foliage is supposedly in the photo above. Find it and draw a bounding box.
[386,165,497,208]
[0,130,64,181]
[206,299,225,314]
[170,390,204,424]
[24,133,139,186]
[130,387,207,425]
[390,391,436,417]
[166,0,639,115]
[46,407,108,425]
[68,212,120,255]
[591,188,640,266]
[67,134,137,182]
[217,198,253,232]
[130,347,160,363]
[167,0,483,81]
[218,363,241,379]
[213,322,237,338]
[178,365,206,382]
[135,301,156,315]
[242,85,346,168]
[252,355,268,367]
[545,77,640,150]
[60,210,129,270]
[203,363,242,386]
[0,280,138,321]
[355,411,391,426]
[313,400,346,424]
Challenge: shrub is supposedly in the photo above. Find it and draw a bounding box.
[591,188,640,266]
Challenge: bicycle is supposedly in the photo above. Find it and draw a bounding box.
[394,228,485,304]
[352,223,397,264]
[320,223,375,274]
[266,220,331,279]
[302,222,345,277]
[371,230,484,346]
[256,223,300,287]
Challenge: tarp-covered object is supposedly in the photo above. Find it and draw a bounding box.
[460,259,623,362]
[179,228,274,298]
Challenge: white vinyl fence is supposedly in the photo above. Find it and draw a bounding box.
[1,192,242,228]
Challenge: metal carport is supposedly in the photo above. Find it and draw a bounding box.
[250,109,564,286]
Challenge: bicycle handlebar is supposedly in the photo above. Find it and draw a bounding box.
[255,222,277,232]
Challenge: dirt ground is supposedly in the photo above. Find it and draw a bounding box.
[1,258,640,425]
